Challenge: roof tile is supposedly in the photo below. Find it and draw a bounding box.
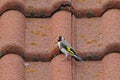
[25,0,71,17]
[72,0,120,17]
[25,61,51,80]
[0,0,25,15]
[25,11,71,61]
[51,54,72,80]
[0,10,25,55]
[102,53,120,80]
[0,54,24,80]
[72,60,102,80]
[102,9,120,53]
[0,0,120,80]
[72,9,120,60]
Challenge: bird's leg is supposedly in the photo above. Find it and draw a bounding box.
[62,53,69,61]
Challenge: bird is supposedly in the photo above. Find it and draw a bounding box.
[57,36,83,62]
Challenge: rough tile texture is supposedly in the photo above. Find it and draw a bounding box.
[102,53,120,80]
[0,0,120,18]
[0,0,25,15]
[73,61,102,80]
[25,61,51,80]
[72,0,120,17]
[0,0,120,80]
[0,0,71,17]
[0,54,24,80]
[0,10,25,55]
[72,9,120,60]
[25,0,71,17]
[51,54,72,80]
[25,11,71,61]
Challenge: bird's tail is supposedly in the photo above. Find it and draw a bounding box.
[74,55,83,63]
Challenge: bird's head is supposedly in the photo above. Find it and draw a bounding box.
[57,36,65,42]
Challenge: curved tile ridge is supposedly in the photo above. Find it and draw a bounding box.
[25,0,71,17]
[72,9,120,60]
[0,0,71,17]
[25,11,71,61]
[0,10,25,56]
[0,0,120,18]
[51,54,72,80]
[0,0,25,15]
[102,53,120,80]
[102,9,120,54]
[0,54,25,80]
[72,0,120,18]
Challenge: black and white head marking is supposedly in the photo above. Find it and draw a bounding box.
[57,36,65,42]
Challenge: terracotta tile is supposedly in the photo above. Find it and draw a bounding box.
[25,0,71,17]
[0,0,71,17]
[51,11,71,43]
[51,54,72,80]
[0,0,120,18]
[0,1,120,80]
[0,10,71,61]
[102,53,120,80]
[0,10,25,55]
[25,54,72,80]
[0,0,25,15]
[72,9,120,60]
[25,11,71,61]
[101,9,120,53]
[72,0,120,17]
[0,54,25,80]
[25,18,53,61]
[25,61,51,80]
[73,60,102,80]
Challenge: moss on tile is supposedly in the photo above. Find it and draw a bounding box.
[86,39,98,44]
[29,42,37,46]
[56,69,62,72]
[41,33,47,37]
[25,66,37,73]
[74,0,79,2]
[98,0,102,4]
[93,72,101,77]
[82,0,86,2]
[79,35,85,38]
[98,43,102,47]
[28,5,34,10]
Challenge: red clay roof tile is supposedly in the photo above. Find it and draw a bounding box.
[72,9,120,60]
[25,0,71,17]
[25,61,51,80]
[25,11,71,61]
[51,54,72,80]
[0,54,24,80]
[72,0,120,17]
[0,0,120,80]
[73,60,102,80]
[0,10,25,55]
[0,0,25,14]
[102,53,120,80]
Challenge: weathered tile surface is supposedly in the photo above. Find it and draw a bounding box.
[72,9,120,60]
[0,54,25,80]
[0,0,120,80]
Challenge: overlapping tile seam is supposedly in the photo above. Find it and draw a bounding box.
[0,0,120,18]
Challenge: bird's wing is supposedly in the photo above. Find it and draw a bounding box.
[60,42,68,50]
[61,41,77,56]
[60,41,83,62]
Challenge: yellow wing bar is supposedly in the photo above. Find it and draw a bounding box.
[66,46,74,55]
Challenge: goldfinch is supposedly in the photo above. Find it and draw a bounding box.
[57,36,83,62]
